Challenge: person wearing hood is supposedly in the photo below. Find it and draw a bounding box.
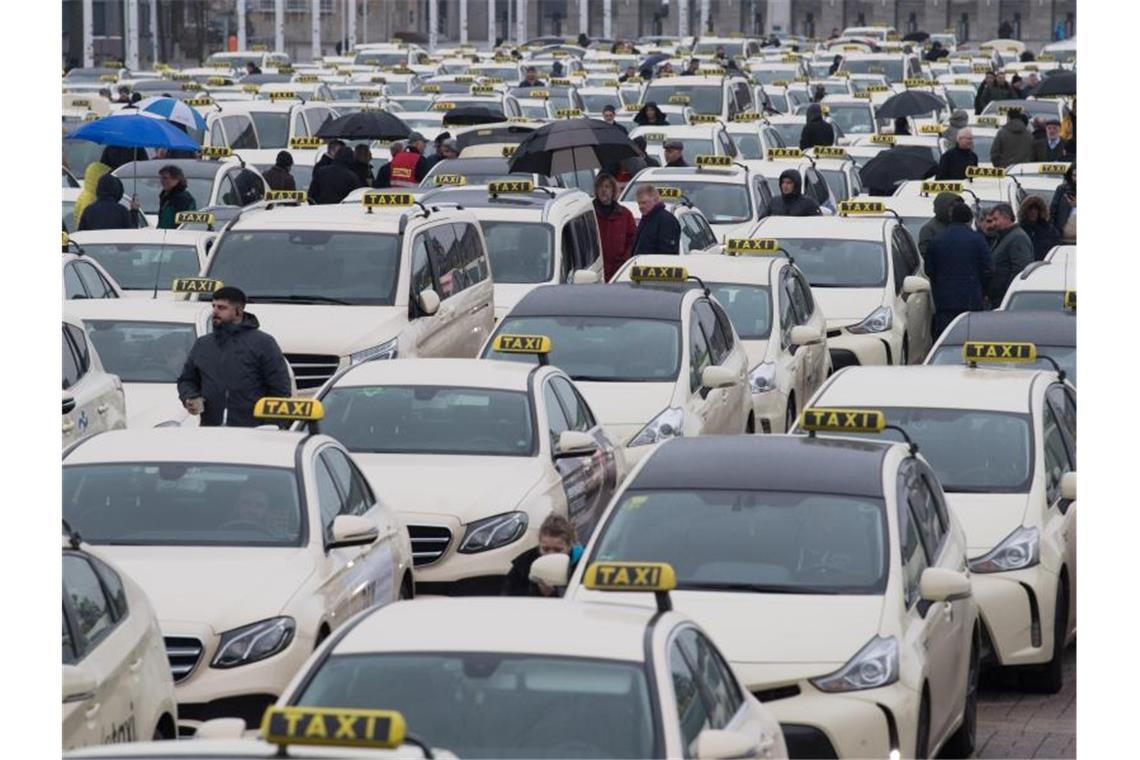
[990,111,1034,168]
[798,103,835,150]
[593,173,637,280]
[942,109,969,148]
[153,164,197,229]
[1018,196,1061,261]
[631,185,681,255]
[1050,164,1076,243]
[769,169,821,217]
[77,174,138,231]
[263,150,296,191]
[935,129,979,180]
[308,146,362,204]
[984,203,1035,304]
[634,101,668,125]
[918,191,959,260]
[827,54,842,75]
[925,202,994,337]
[894,117,911,136]
[73,145,146,229]
[177,286,291,428]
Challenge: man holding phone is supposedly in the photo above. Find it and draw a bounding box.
[177,286,292,427]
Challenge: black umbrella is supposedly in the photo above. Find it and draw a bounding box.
[315,110,411,141]
[507,118,638,184]
[859,146,938,196]
[1034,70,1076,97]
[875,90,947,119]
[903,31,930,42]
[442,105,506,126]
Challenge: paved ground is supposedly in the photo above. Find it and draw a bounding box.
[974,645,1076,758]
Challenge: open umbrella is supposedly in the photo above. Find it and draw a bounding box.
[875,90,947,119]
[442,105,507,126]
[66,114,200,151]
[315,110,411,141]
[134,96,208,131]
[859,146,937,196]
[507,118,638,185]
[1034,70,1076,97]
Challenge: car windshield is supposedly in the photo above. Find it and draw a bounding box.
[295,653,656,758]
[644,84,723,115]
[591,489,888,594]
[898,217,927,244]
[62,463,304,546]
[929,344,1075,384]
[85,320,197,383]
[775,238,887,287]
[81,243,200,291]
[732,133,763,159]
[207,231,400,305]
[826,104,875,134]
[520,103,550,118]
[1004,290,1068,312]
[820,169,849,202]
[750,69,796,85]
[766,93,789,113]
[770,121,804,145]
[581,93,622,112]
[480,221,555,284]
[841,59,905,82]
[389,97,435,110]
[63,140,105,182]
[120,175,213,215]
[354,52,408,67]
[206,54,260,69]
[249,111,290,148]
[622,181,751,224]
[488,316,681,382]
[944,89,975,110]
[709,284,771,339]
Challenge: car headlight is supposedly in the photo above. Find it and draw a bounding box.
[350,337,398,364]
[211,616,295,669]
[458,511,528,553]
[968,525,1039,573]
[810,635,898,693]
[628,407,684,447]
[847,305,893,334]
[748,362,777,393]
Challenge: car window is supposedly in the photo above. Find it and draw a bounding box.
[1042,403,1072,504]
[677,629,740,727]
[409,234,435,308]
[314,457,345,535]
[64,263,86,299]
[217,173,240,206]
[292,111,309,137]
[210,120,226,146]
[75,262,115,299]
[573,213,601,269]
[321,448,372,517]
[89,556,128,621]
[905,464,946,562]
[560,225,577,282]
[890,234,908,294]
[790,271,814,323]
[223,115,258,149]
[689,317,712,392]
[544,384,570,448]
[451,222,490,286]
[62,328,83,390]
[63,554,116,651]
[1046,384,1076,454]
[551,376,594,432]
[65,324,91,375]
[426,224,462,299]
[896,226,921,273]
[694,301,729,364]
[62,606,78,664]
[709,302,736,351]
[670,641,710,757]
[897,474,929,608]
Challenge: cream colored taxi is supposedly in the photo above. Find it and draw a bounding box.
[62,399,414,734]
[1000,245,1076,312]
[69,227,215,299]
[803,344,1076,692]
[63,316,127,449]
[197,190,495,393]
[894,166,1023,218]
[482,269,753,466]
[64,529,177,749]
[546,418,979,759]
[749,204,934,369]
[613,246,830,433]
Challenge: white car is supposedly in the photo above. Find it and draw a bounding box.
[641,73,757,122]
[69,229,214,299]
[111,156,269,227]
[62,401,415,734]
[63,316,127,448]
[64,249,124,301]
[1000,245,1076,312]
[629,123,738,165]
[64,530,178,749]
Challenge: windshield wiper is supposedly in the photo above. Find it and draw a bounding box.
[677,581,834,594]
[569,375,631,382]
[247,294,353,305]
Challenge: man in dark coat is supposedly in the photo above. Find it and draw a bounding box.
[518,66,546,88]
[177,286,292,428]
[662,139,687,167]
[633,101,668,125]
[1050,164,1076,241]
[154,165,197,229]
[925,202,994,337]
[262,151,296,191]
[1032,117,1070,161]
[799,103,835,149]
[978,71,1017,113]
[308,147,362,204]
[77,174,138,231]
[974,72,997,113]
[1018,196,1060,261]
[918,191,959,260]
[985,203,1036,304]
[935,129,979,180]
[351,144,375,186]
[314,139,345,171]
[632,185,681,255]
[768,169,821,216]
[990,112,1034,168]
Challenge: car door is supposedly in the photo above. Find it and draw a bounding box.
[446,222,494,355]
[692,300,743,434]
[548,375,614,541]
[892,226,932,361]
[776,269,810,411]
[63,323,116,444]
[788,267,828,397]
[309,449,362,627]
[406,225,460,357]
[1041,389,1076,636]
[74,261,119,299]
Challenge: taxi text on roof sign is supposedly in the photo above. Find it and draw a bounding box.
[528,90,551,99]
[1040,163,1072,175]
[431,101,458,111]
[689,113,719,124]
[171,277,223,294]
[175,211,215,226]
[501,145,517,157]
[870,134,896,145]
[266,189,308,203]
[767,147,802,160]
[965,166,1006,179]
[921,181,964,195]
[357,89,381,99]
[695,154,733,168]
[733,112,762,122]
[643,132,666,142]
[814,146,847,158]
[253,397,325,421]
[489,180,534,195]
[962,341,1037,364]
[865,84,891,93]
[624,103,642,112]
[556,108,583,118]
[433,174,467,186]
[584,562,677,592]
[200,146,232,159]
[1064,290,1076,310]
[657,186,682,200]
[492,334,553,354]
[630,265,687,283]
[261,706,406,750]
[838,200,887,215]
[725,238,780,255]
[918,124,943,134]
[289,136,323,149]
[362,192,415,208]
[800,408,886,434]
[420,84,442,93]
[975,115,999,127]
[471,85,496,94]
[904,78,934,88]
[268,91,297,100]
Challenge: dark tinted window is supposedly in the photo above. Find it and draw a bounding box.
[544,384,570,447]
[689,317,712,392]
[426,224,460,298]
[321,448,372,517]
[550,376,594,432]
[64,263,86,299]
[694,301,729,364]
[89,556,128,621]
[65,324,91,375]
[63,555,115,650]
[315,457,344,533]
[677,629,740,727]
[410,235,434,300]
[670,642,710,757]
[76,262,115,298]
[452,223,490,286]
[1042,403,1072,504]
[62,328,82,390]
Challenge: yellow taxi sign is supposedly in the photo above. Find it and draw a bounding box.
[962,341,1037,364]
[657,186,682,200]
[181,82,203,91]
[72,98,91,108]
[550,77,573,86]
[206,76,229,86]
[953,78,972,85]
[471,84,497,95]
[767,147,802,160]
[865,84,891,93]
[975,115,1000,127]
[1037,53,1056,61]
[1063,290,1076,311]
[921,181,964,195]
[420,84,442,93]
[733,112,762,122]
[689,113,719,124]
[918,124,943,134]
[904,78,934,88]
[289,136,323,149]
[769,80,789,87]
[725,238,779,255]
[556,108,583,118]
[965,166,1006,179]
[488,180,534,195]
[184,97,213,107]
[253,397,325,422]
[265,189,308,203]
[261,705,405,750]
[454,75,476,83]
[83,112,100,121]
[501,145,516,157]
[997,105,1023,114]
[362,191,415,208]
[492,334,552,354]
[668,94,692,105]
[838,200,887,216]
[603,79,621,87]
[695,154,733,168]
[527,89,551,99]
[431,101,457,111]
[813,146,847,158]
[1039,163,1071,175]
[62,231,70,248]
[358,88,382,99]
[973,64,993,74]
[268,91,298,100]
[171,277,223,294]
[432,174,467,186]
[241,84,261,93]
[369,75,388,84]
[584,562,676,592]
[175,211,215,226]
[800,408,886,434]
[629,265,687,283]
[623,103,642,112]
[870,134,896,145]
[200,146,232,159]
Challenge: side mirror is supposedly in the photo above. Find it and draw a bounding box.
[701,365,737,390]
[789,324,822,346]
[555,430,599,459]
[417,288,441,316]
[570,269,599,284]
[903,275,931,295]
[195,718,247,739]
[529,552,571,588]
[1061,471,1076,501]
[63,394,76,415]
[692,729,759,760]
[62,664,96,704]
[328,515,379,550]
[919,567,972,603]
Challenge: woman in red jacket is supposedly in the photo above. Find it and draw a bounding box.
[593,173,638,281]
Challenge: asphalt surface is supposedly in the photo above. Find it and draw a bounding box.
[975,645,1076,758]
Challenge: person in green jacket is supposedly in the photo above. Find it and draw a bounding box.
[984,203,1035,305]
[989,111,1035,168]
[147,164,197,229]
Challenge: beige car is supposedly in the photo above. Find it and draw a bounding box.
[1000,245,1076,312]
[63,317,127,449]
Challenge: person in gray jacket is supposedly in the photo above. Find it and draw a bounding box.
[989,111,1035,168]
[984,203,1036,305]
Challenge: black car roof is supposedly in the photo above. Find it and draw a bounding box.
[631,435,890,497]
[507,283,685,321]
[941,310,1075,347]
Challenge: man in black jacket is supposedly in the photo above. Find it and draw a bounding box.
[799,103,835,149]
[262,151,296,191]
[632,185,681,255]
[769,169,821,216]
[308,147,362,204]
[77,174,138,230]
[935,129,979,180]
[662,139,687,167]
[177,286,292,427]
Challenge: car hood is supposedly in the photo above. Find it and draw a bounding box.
[248,304,407,356]
[740,339,772,368]
[573,381,676,436]
[353,454,546,523]
[122,383,193,428]
[814,287,885,326]
[944,492,1031,554]
[88,546,315,633]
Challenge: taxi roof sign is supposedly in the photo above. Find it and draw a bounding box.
[268,90,298,100]
[1064,290,1076,311]
[253,397,325,422]
[265,189,308,204]
[657,186,682,200]
[584,562,676,593]
[623,103,642,112]
[642,132,666,142]
[492,334,552,354]
[918,124,943,134]
[921,181,964,195]
[800,408,886,434]
[175,211,215,227]
[420,84,442,93]
[200,146,232,159]
[962,341,1037,364]
[870,134,896,145]
[813,146,848,158]
[630,265,687,283]
[725,238,780,255]
[733,112,762,122]
[695,154,733,169]
[667,94,692,104]
[261,706,406,750]
[1039,163,1071,175]
[527,89,551,99]
[171,277,223,294]
[975,115,1000,127]
[289,136,323,149]
[838,200,887,216]
[965,166,1006,179]
[489,180,534,195]
[689,113,719,124]
[556,108,583,117]
[767,147,802,160]
[433,174,467,186]
[362,191,415,209]
[431,101,458,111]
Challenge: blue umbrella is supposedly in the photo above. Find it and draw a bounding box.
[66,114,200,151]
[135,96,209,131]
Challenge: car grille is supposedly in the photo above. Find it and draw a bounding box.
[407,525,452,566]
[826,329,843,339]
[165,636,204,683]
[285,353,340,391]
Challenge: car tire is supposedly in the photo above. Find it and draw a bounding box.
[915,688,931,759]
[1021,578,1068,693]
[942,632,979,758]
